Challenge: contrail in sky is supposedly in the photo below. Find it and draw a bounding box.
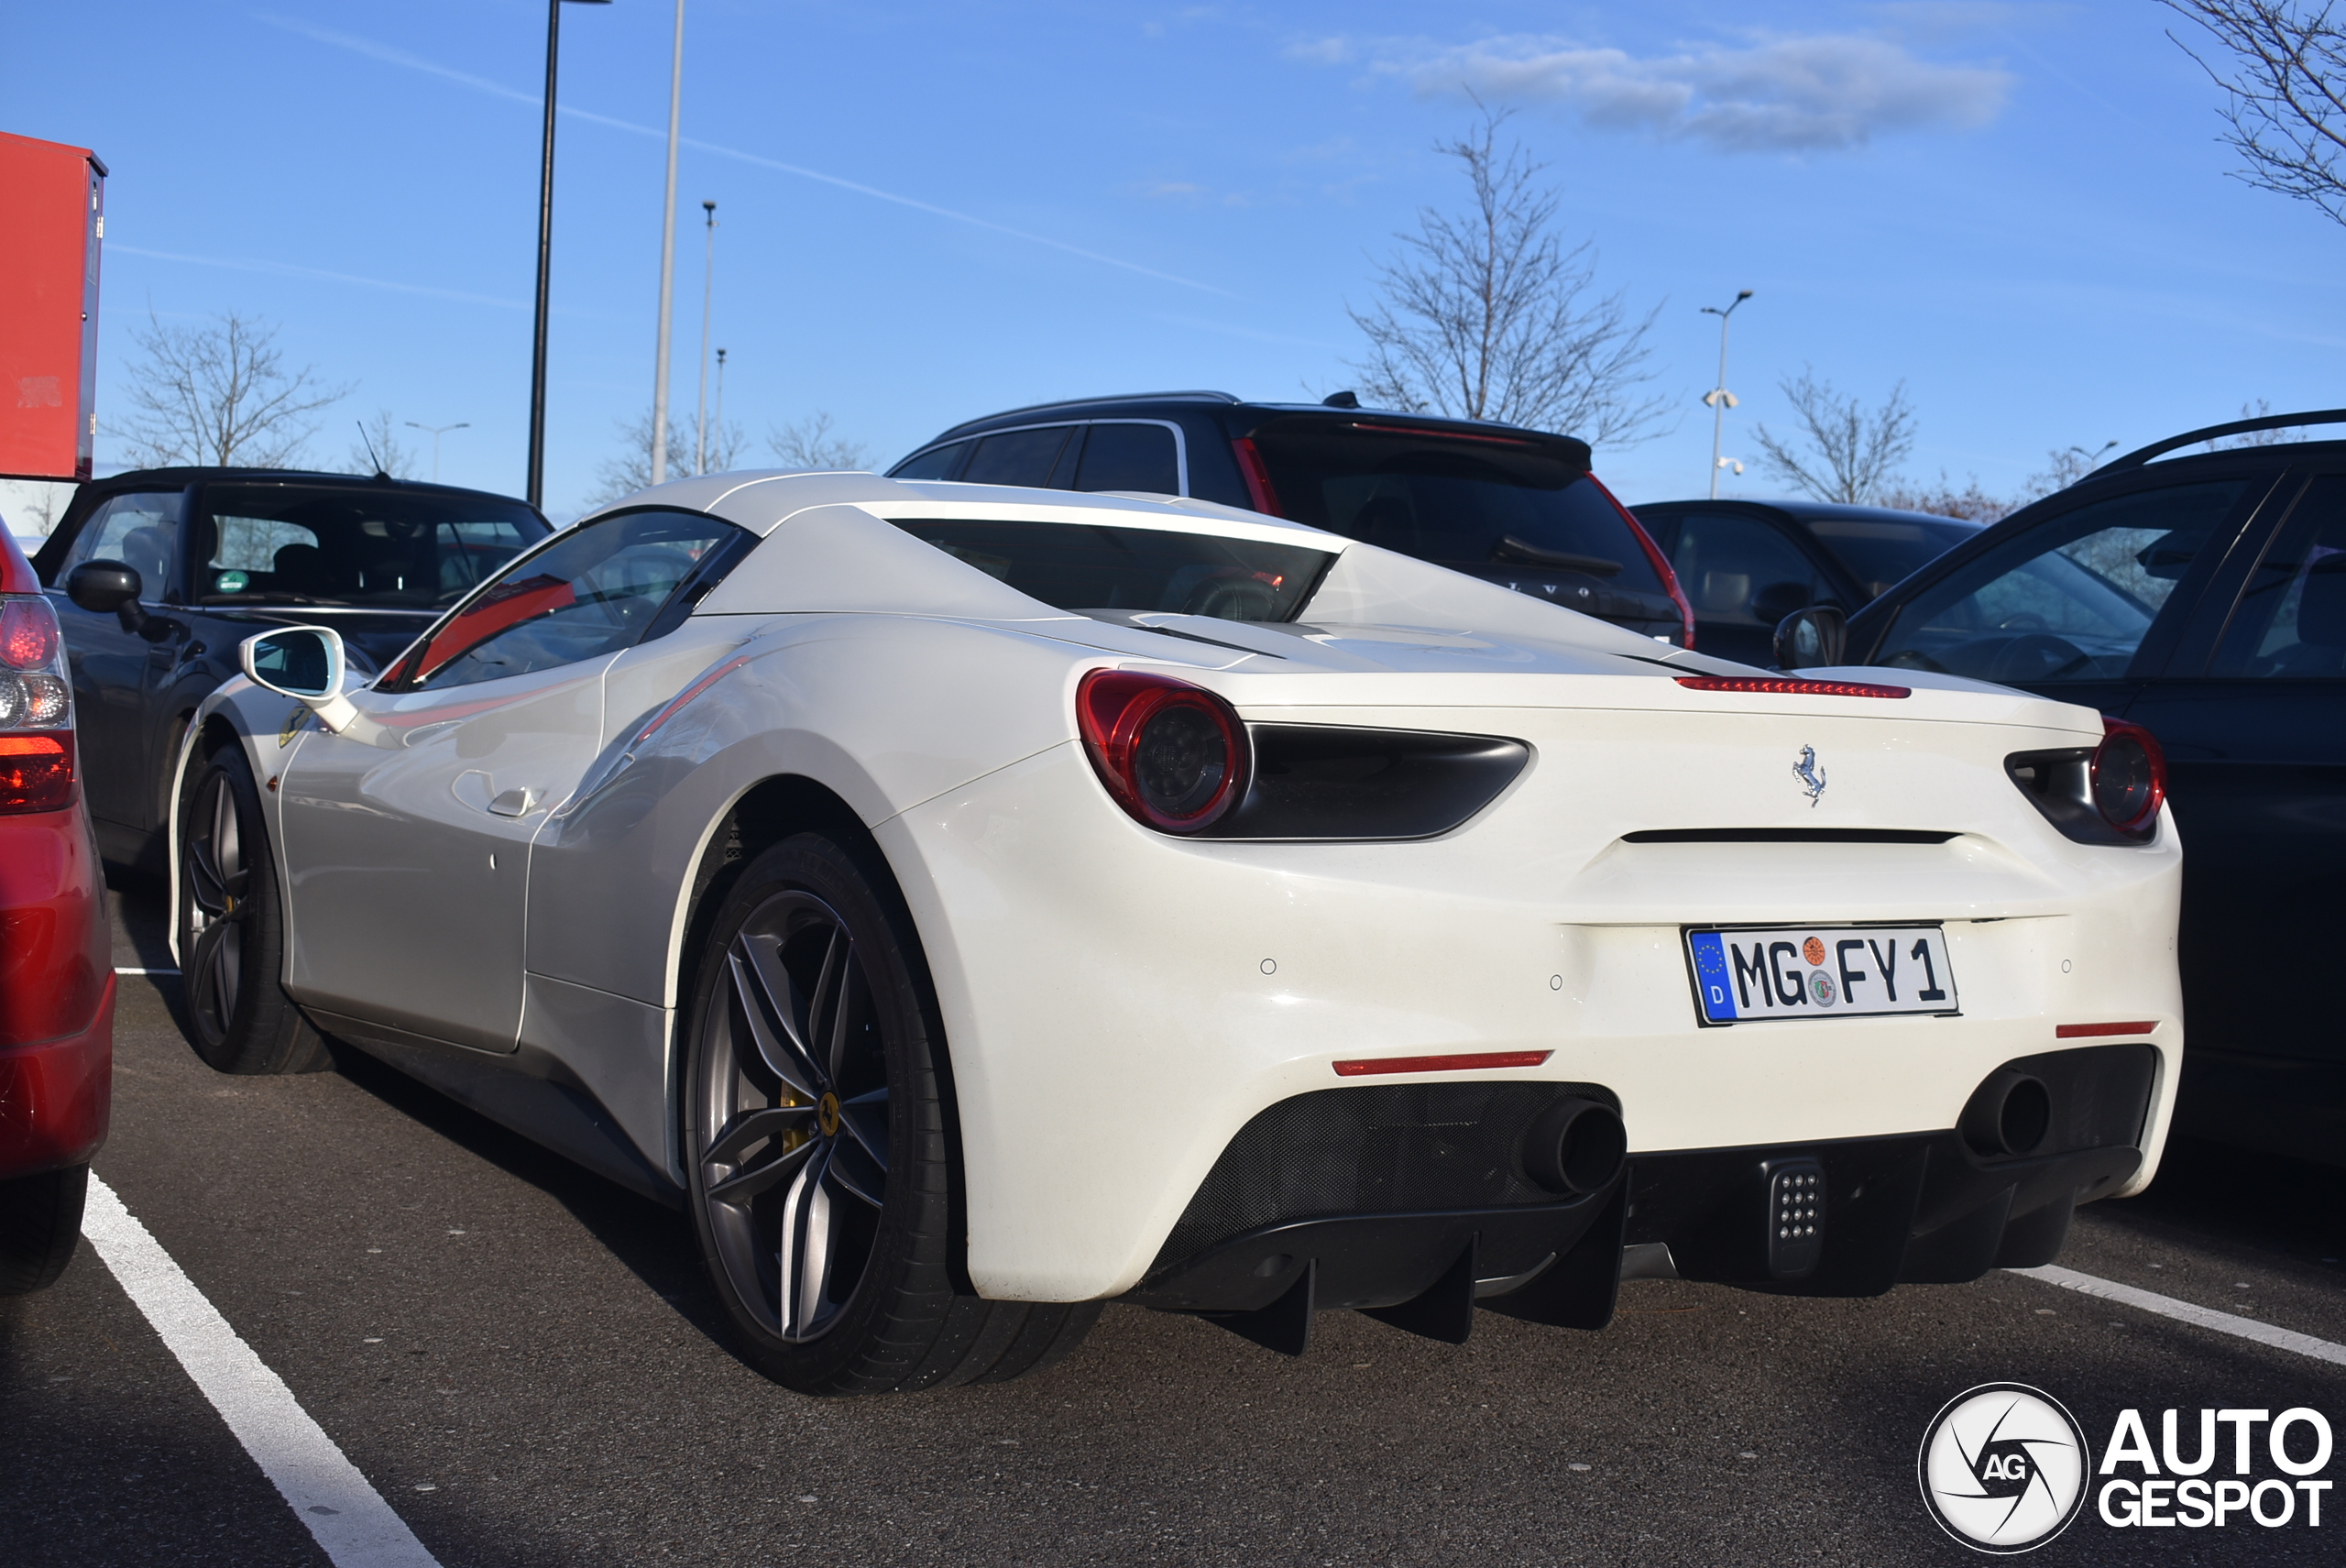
[255,13,1234,299]
[111,245,531,309]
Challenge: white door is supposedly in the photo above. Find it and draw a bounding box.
[276,508,745,1052]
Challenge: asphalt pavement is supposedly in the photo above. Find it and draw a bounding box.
[3,879,2341,1566]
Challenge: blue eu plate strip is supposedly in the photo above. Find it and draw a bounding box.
[1689,931,1738,1022]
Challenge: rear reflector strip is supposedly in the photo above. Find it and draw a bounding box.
[1332,1049,1552,1078]
[2055,1021,2158,1038]
[1674,675,1911,699]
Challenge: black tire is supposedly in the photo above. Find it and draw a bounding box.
[682,832,1099,1395]
[0,1164,88,1296]
[178,742,330,1075]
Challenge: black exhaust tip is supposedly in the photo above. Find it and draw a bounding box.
[1960,1069,2052,1158]
[1522,1098,1627,1196]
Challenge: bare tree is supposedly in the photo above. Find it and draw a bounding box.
[116,311,348,468]
[1345,106,1668,446]
[1874,473,2013,522]
[2162,1,2346,226]
[1751,370,1916,505]
[2021,440,2121,500]
[345,409,419,479]
[592,404,748,504]
[768,412,872,471]
[2200,397,2301,447]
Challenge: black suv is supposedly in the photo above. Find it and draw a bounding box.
[1842,409,2346,1164]
[1628,499,1981,668]
[890,392,1694,644]
[32,468,550,872]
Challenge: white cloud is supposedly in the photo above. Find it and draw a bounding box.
[1316,30,2012,152]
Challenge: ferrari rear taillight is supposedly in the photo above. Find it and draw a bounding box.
[2090,717,2165,835]
[1077,669,1250,833]
[0,595,74,814]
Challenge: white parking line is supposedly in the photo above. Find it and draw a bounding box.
[80,1174,443,1568]
[2010,1264,2346,1367]
[115,968,181,976]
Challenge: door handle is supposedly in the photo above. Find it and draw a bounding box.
[488,786,539,817]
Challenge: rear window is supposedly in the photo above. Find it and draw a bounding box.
[889,441,971,481]
[195,485,544,610]
[1798,516,1979,598]
[1249,423,1664,595]
[892,519,1332,621]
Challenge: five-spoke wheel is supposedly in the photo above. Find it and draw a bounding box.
[683,832,1100,1394]
[696,889,892,1343]
[183,764,249,1050]
[174,743,328,1074]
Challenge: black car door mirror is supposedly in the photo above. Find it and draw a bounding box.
[66,558,141,613]
[1774,605,1848,669]
[241,626,357,732]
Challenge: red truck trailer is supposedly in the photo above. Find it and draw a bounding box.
[0,131,106,481]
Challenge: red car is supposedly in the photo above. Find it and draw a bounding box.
[0,523,110,1294]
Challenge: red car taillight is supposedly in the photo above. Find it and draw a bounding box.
[1077,669,1250,833]
[1585,473,1696,650]
[0,594,74,814]
[1230,437,1284,517]
[2090,717,2165,836]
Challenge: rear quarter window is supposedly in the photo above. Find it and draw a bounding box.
[1073,423,1181,494]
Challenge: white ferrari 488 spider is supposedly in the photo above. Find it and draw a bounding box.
[174,471,2181,1395]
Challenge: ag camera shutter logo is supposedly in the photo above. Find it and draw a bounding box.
[1919,1383,2091,1552]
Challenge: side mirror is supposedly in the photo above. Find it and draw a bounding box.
[67,559,147,632]
[241,626,357,733]
[1772,605,1848,670]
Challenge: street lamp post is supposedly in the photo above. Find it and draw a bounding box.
[713,347,727,459]
[651,0,687,485]
[1699,289,1753,500]
[527,0,611,510]
[695,200,717,474]
[405,421,470,484]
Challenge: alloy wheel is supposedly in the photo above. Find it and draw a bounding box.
[696,890,892,1343]
[184,771,248,1046]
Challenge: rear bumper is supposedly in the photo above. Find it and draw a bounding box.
[0,803,115,1179]
[0,971,114,1179]
[1127,1046,2153,1330]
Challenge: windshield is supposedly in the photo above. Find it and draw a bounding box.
[1247,425,1665,595]
[892,519,1333,620]
[194,484,544,611]
[1796,515,1979,598]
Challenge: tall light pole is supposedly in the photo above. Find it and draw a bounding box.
[528,0,612,510]
[695,200,717,475]
[1699,289,1753,499]
[650,0,686,485]
[713,347,727,461]
[405,421,470,484]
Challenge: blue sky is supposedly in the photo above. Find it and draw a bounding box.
[5,1,2341,521]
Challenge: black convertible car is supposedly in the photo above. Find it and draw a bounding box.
[31,468,549,872]
[1842,408,2346,1165]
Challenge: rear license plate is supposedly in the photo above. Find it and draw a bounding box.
[1684,926,1957,1025]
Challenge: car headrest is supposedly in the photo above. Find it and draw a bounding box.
[2298,553,2346,648]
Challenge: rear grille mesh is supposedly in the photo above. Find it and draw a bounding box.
[1146,1081,1608,1279]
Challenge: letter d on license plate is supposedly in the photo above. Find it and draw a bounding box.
[1684,925,1957,1025]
